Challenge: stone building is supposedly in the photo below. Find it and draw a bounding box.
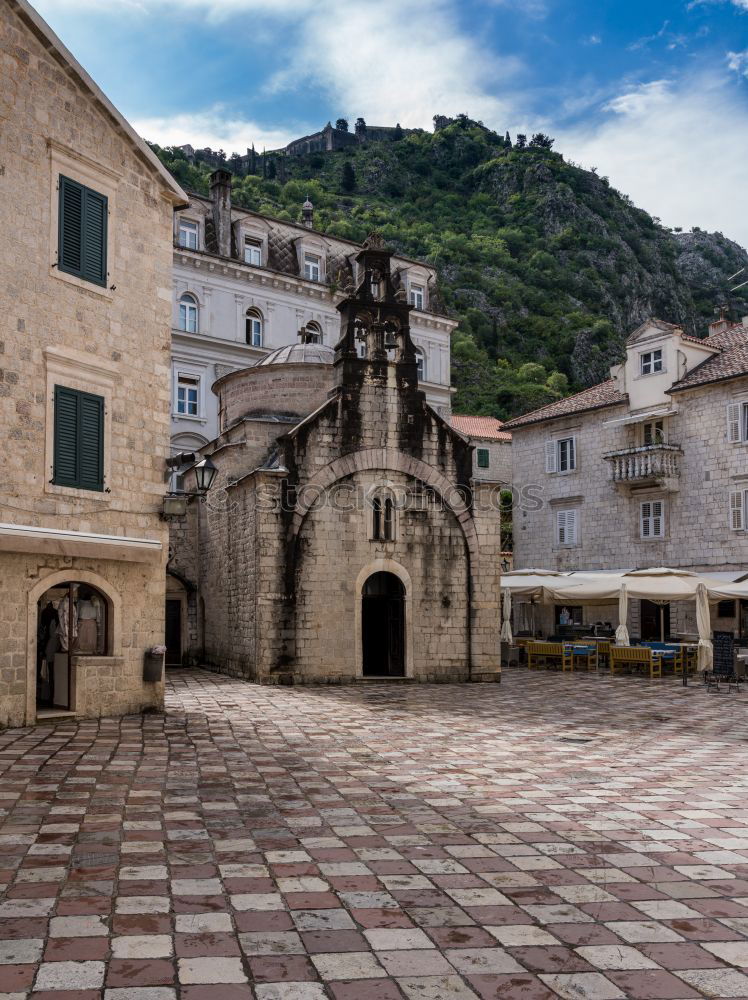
[505,316,748,638]
[170,169,456,457]
[0,0,187,726]
[450,415,512,484]
[168,237,502,682]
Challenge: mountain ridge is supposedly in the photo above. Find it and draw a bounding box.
[150,117,748,419]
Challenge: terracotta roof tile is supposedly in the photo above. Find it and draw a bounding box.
[503,380,627,429]
[670,323,748,392]
[450,415,512,440]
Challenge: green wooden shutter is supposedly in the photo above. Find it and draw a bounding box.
[53,385,105,491]
[82,188,107,286]
[58,175,107,287]
[58,176,83,277]
[78,392,104,490]
[53,386,80,487]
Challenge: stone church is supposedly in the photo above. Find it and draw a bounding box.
[169,236,501,683]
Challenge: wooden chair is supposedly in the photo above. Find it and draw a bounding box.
[596,640,611,669]
[610,645,660,679]
[527,642,572,672]
[569,644,597,671]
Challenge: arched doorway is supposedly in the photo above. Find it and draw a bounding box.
[36,582,108,711]
[362,572,405,677]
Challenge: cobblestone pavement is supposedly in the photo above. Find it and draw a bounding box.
[3,669,748,999]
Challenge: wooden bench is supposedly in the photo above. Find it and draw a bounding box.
[610,645,660,679]
[527,642,573,672]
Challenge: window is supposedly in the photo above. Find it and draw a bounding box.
[555,605,583,626]
[58,175,107,287]
[176,373,199,417]
[415,348,426,381]
[244,238,262,266]
[640,499,665,539]
[555,509,578,546]
[178,293,198,333]
[545,436,576,474]
[730,489,748,530]
[178,219,199,250]
[640,348,663,376]
[305,322,322,344]
[53,385,104,492]
[726,401,748,443]
[477,448,490,469]
[372,495,395,541]
[643,420,665,445]
[246,309,263,347]
[409,284,424,310]
[356,341,367,359]
[718,600,737,618]
[304,252,321,282]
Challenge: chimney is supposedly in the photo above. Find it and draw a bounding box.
[302,196,314,229]
[210,169,232,257]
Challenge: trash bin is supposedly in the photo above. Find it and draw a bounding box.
[143,651,164,683]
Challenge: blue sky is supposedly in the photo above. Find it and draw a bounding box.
[36,0,748,246]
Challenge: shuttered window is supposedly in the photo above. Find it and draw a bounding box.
[640,500,665,539]
[556,509,578,546]
[58,176,108,287]
[477,448,490,469]
[729,490,746,531]
[53,385,105,491]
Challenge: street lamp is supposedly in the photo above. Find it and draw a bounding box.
[193,456,217,494]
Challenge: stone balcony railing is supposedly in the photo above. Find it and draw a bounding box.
[603,443,682,485]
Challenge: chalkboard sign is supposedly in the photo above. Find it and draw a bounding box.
[713,630,735,677]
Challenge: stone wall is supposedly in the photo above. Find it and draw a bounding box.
[0,3,178,725]
[218,363,333,430]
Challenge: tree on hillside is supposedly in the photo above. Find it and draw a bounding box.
[504,131,512,148]
[336,118,349,132]
[515,133,527,148]
[393,123,403,140]
[341,161,356,192]
[529,133,554,149]
[266,158,276,180]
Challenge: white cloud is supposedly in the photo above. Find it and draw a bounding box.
[263,0,521,130]
[561,73,748,248]
[727,49,748,76]
[36,0,310,14]
[130,107,299,152]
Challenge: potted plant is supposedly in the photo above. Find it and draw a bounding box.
[143,644,166,682]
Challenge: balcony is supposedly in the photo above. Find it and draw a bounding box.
[603,443,682,490]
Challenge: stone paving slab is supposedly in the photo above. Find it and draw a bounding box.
[1,666,748,997]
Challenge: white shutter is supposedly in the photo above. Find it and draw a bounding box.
[641,502,651,538]
[556,510,566,544]
[730,490,745,531]
[727,402,742,443]
[545,440,557,473]
[566,509,577,544]
[652,500,664,538]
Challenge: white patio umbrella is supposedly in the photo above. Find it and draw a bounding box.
[616,584,630,646]
[696,582,713,673]
[500,587,513,644]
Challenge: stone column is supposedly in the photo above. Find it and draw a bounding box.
[468,479,502,681]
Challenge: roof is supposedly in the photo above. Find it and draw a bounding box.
[450,415,511,441]
[504,380,628,429]
[255,342,334,367]
[670,323,748,393]
[9,0,187,207]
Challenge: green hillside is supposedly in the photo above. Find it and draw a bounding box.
[150,117,748,420]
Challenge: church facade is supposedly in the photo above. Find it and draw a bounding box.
[169,237,502,683]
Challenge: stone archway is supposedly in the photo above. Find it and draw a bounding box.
[25,569,122,724]
[354,559,414,679]
[361,572,406,677]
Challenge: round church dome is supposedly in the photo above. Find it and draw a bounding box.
[255,342,334,367]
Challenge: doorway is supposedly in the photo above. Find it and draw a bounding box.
[362,571,405,677]
[36,582,107,711]
[165,599,182,667]
[640,599,670,641]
